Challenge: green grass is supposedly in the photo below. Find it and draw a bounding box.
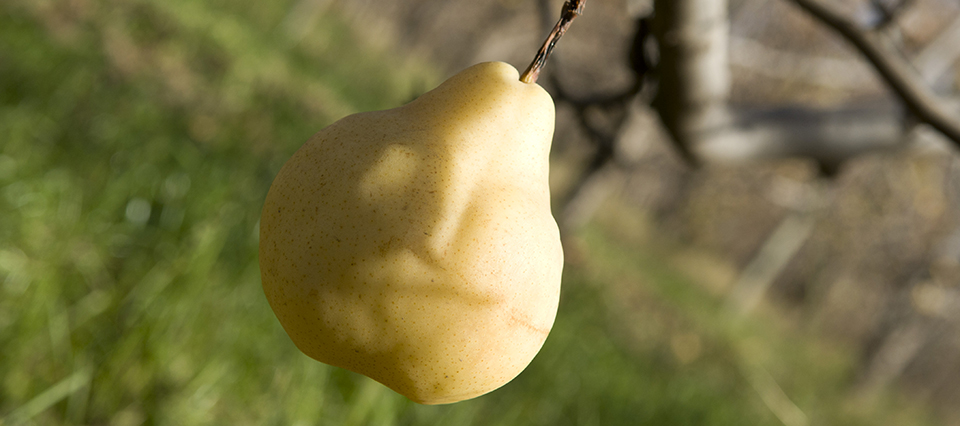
[0,0,945,425]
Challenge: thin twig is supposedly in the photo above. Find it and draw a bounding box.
[788,0,960,146]
[520,0,586,84]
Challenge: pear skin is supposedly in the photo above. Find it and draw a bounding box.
[259,62,563,404]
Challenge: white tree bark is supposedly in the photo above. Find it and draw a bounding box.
[652,0,732,163]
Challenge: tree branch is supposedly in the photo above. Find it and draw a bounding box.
[787,0,960,146]
[698,102,906,174]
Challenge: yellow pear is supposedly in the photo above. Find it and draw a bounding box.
[259,61,563,404]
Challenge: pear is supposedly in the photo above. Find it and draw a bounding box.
[259,61,563,404]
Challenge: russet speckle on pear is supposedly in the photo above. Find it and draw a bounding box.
[259,62,563,404]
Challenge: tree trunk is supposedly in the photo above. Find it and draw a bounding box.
[652,0,732,164]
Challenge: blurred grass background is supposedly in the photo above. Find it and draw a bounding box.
[0,0,946,424]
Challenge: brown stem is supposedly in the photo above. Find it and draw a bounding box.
[520,0,586,84]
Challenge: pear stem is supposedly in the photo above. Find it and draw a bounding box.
[520,0,586,84]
